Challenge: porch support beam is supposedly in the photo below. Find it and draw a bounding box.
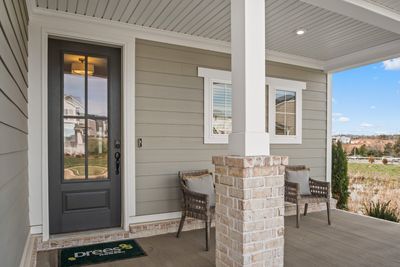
[229,0,270,156]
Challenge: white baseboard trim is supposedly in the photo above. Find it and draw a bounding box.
[129,212,182,224]
[19,234,35,267]
[30,225,43,234]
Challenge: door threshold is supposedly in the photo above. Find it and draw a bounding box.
[38,227,130,251]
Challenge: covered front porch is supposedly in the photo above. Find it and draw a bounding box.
[36,210,400,266]
[3,0,400,266]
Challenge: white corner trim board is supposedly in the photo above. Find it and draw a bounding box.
[326,73,333,183]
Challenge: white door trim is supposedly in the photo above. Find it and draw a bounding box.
[31,21,135,241]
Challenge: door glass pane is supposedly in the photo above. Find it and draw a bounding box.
[63,54,85,116]
[88,120,108,179]
[88,57,108,117]
[64,118,86,180]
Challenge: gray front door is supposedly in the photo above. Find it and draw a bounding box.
[48,38,121,234]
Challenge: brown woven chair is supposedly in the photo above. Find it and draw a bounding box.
[285,165,331,228]
[176,169,215,251]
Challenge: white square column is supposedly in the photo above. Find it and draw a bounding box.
[229,0,270,156]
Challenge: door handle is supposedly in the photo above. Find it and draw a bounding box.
[115,152,121,175]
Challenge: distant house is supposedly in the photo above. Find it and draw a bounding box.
[333,136,352,144]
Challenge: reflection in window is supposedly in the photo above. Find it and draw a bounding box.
[275,90,296,136]
[212,82,232,135]
[88,120,108,179]
[64,118,86,180]
[88,57,108,117]
[63,54,109,180]
[63,54,85,116]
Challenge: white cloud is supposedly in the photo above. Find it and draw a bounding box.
[360,123,373,128]
[338,117,350,123]
[370,105,376,110]
[383,58,400,70]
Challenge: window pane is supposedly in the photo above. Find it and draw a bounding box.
[286,91,296,114]
[88,119,108,179]
[64,118,86,180]
[286,114,296,135]
[63,54,85,116]
[88,57,108,117]
[275,90,296,136]
[276,113,285,135]
[212,82,232,135]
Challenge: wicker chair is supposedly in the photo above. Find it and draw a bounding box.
[176,169,215,251]
[285,165,331,228]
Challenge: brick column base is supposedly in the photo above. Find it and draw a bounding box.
[212,155,288,267]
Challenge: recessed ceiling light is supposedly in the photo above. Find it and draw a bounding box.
[295,29,306,36]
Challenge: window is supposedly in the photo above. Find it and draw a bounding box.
[267,77,304,144]
[199,67,306,144]
[198,68,232,144]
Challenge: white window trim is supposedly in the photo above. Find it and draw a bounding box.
[199,68,232,144]
[267,77,305,144]
[198,67,306,144]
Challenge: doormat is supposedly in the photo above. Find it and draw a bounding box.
[59,239,146,267]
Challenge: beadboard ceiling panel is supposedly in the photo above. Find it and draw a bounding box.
[36,0,400,61]
[367,0,400,14]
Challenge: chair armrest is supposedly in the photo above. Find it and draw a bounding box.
[285,180,300,203]
[309,178,330,198]
[181,186,210,215]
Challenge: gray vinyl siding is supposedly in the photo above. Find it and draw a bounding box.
[135,40,327,216]
[0,0,29,266]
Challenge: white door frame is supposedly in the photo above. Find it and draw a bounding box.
[30,18,136,241]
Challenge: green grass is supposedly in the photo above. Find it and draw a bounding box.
[348,163,400,181]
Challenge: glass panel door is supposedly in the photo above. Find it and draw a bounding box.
[63,54,109,180]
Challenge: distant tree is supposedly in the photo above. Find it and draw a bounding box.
[332,141,349,209]
[394,137,400,157]
[368,156,375,164]
[358,144,367,157]
[384,143,394,156]
[350,147,358,156]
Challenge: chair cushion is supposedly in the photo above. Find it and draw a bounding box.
[185,174,215,207]
[285,169,311,195]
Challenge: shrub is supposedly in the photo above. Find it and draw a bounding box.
[368,156,375,164]
[332,141,350,209]
[382,158,388,165]
[364,200,399,222]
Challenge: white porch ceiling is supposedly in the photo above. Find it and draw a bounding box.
[367,0,400,14]
[35,0,400,69]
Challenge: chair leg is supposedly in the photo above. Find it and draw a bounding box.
[176,212,186,238]
[304,203,308,216]
[296,203,300,228]
[205,219,210,251]
[326,201,331,225]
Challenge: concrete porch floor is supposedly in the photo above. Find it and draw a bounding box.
[37,210,400,267]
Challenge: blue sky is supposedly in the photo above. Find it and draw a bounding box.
[332,58,400,135]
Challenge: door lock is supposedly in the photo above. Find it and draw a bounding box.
[138,138,143,148]
[115,152,121,175]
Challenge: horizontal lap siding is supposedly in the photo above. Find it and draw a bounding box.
[0,0,29,266]
[268,63,327,180]
[135,40,327,216]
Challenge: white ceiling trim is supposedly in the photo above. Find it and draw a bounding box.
[29,5,325,70]
[324,38,400,71]
[300,0,400,35]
